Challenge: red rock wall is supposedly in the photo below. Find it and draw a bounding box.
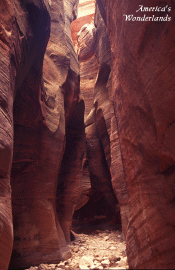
[75,0,175,267]
[10,1,66,268]
[100,0,175,268]
[0,1,52,269]
[1,0,174,269]
[71,14,94,46]
[71,5,97,118]
[0,1,18,268]
[77,23,99,118]
[54,0,91,244]
[0,0,89,269]
[94,6,129,237]
[73,4,122,225]
[56,98,91,242]
[10,0,88,268]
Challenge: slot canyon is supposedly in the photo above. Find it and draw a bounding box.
[0,0,175,269]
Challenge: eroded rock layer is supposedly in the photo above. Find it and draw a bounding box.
[0,0,89,269]
[75,0,175,268]
[10,0,86,268]
[0,0,175,269]
[99,0,175,268]
[73,3,122,227]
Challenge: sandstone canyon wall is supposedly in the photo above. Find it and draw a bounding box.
[0,0,175,269]
[73,2,127,231]
[0,1,51,268]
[0,0,90,269]
[98,0,175,268]
[74,0,175,268]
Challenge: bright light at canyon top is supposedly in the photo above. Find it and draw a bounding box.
[71,0,95,46]
[77,0,95,18]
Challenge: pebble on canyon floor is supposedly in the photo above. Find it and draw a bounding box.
[26,230,128,270]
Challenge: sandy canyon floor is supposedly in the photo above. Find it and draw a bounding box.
[26,229,128,270]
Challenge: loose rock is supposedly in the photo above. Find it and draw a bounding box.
[101,259,110,267]
[25,230,128,270]
[38,264,48,270]
[79,255,94,269]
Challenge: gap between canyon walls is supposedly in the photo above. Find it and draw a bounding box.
[0,0,174,269]
[60,0,175,268]
[5,0,122,269]
[70,0,123,233]
[70,0,175,268]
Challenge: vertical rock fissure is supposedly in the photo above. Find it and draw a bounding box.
[70,0,123,234]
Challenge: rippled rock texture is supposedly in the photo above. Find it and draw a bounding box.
[0,1,50,268]
[0,0,90,269]
[75,0,175,268]
[1,0,175,269]
[99,0,175,268]
[74,3,125,230]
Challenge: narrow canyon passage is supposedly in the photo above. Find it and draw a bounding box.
[26,0,127,268]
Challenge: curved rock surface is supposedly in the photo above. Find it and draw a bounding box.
[75,0,175,268]
[10,0,90,268]
[77,23,98,118]
[75,4,124,229]
[0,0,175,269]
[0,0,89,269]
[0,1,51,269]
[99,0,175,268]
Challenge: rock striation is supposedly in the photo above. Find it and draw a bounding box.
[0,0,90,269]
[97,0,175,268]
[74,2,125,230]
[77,23,99,118]
[9,0,91,268]
[0,1,50,269]
[71,0,95,47]
[0,0,175,269]
[74,0,175,268]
